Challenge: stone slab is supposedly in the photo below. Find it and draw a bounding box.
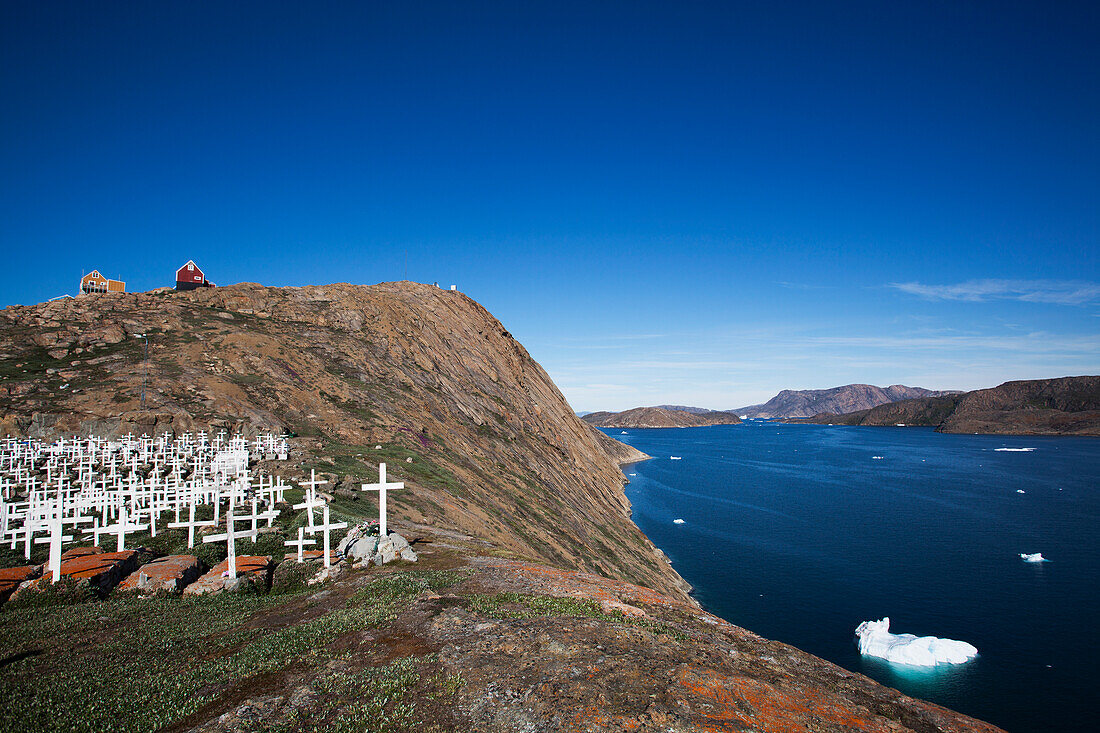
[10,550,138,600]
[116,555,202,595]
[184,555,273,596]
[61,546,107,561]
[0,565,41,605]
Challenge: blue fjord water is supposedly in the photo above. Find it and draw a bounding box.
[608,422,1100,733]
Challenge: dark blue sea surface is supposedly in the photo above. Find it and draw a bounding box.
[608,422,1100,733]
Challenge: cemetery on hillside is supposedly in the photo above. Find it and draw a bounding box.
[0,431,417,605]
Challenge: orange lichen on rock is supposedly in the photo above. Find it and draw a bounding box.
[184,555,273,596]
[60,545,106,560]
[0,565,40,604]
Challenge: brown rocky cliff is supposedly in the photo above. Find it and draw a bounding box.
[0,282,688,600]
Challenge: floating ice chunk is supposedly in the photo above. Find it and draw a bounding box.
[673,519,685,524]
[1020,552,1048,563]
[871,456,884,460]
[620,431,628,434]
[670,456,682,460]
[854,618,977,666]
[628,473,637,476]
[995,448,1036,452]
[1016,489,1026,494]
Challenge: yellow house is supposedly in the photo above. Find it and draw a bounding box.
[80,270,125,294]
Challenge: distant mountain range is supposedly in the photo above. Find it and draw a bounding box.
[789,376,1100,436]
[582,406,742,429]
[733,384,960,419]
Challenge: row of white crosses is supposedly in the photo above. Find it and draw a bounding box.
[0,432,292,582]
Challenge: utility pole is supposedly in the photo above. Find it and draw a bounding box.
[136,334,148,409]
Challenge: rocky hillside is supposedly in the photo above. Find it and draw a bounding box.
[940,376,1100,435]
[792,395,965,427]
[736,384,958,419]
[582,406,742,429]
[0,282,687,599]
[653,404,714,415]
[789,377,1100,435]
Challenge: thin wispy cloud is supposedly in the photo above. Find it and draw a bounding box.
[889,279,1100,306]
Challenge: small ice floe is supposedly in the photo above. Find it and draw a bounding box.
[673,518,685,525]
[854,618,977,666]
[895,423,906,427]
[1016,489,1026,494]
[995,448,1036,452]
[670,456,682,460]
[871,456,884,460]
[1020,552,1048,563]
[628,473,637,476]
[620,431,628,434]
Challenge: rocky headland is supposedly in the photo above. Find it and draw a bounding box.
[0,283,1004,732]
[582,406,742,429]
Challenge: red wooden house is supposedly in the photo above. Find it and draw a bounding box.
[175,260,215,291]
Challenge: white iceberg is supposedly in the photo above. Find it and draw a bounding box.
[995,447,1036,452]
[871,456,884,460]
[670,456,682,460]
[1020,552,1048,563]
[854,618,977,666]
[673,518,685,524]
[1016,489,1026,494]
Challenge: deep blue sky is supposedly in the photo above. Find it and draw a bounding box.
[2,1,1097,409]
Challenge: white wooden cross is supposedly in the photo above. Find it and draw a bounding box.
[202,510,258,579]
[102,506,148,552]
[284,526,316,563]
[293,470,327,531]
[34,507,74,582]
[309,505,347,569]
[241,497,280,541]
[168,498,216,548]
[360,462,404,537]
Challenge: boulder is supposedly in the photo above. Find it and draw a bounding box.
[375,537,397,564]
[116,555,202,595]
[184,555,273,596]
[337,525,380,561]
[378,533,416,564]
